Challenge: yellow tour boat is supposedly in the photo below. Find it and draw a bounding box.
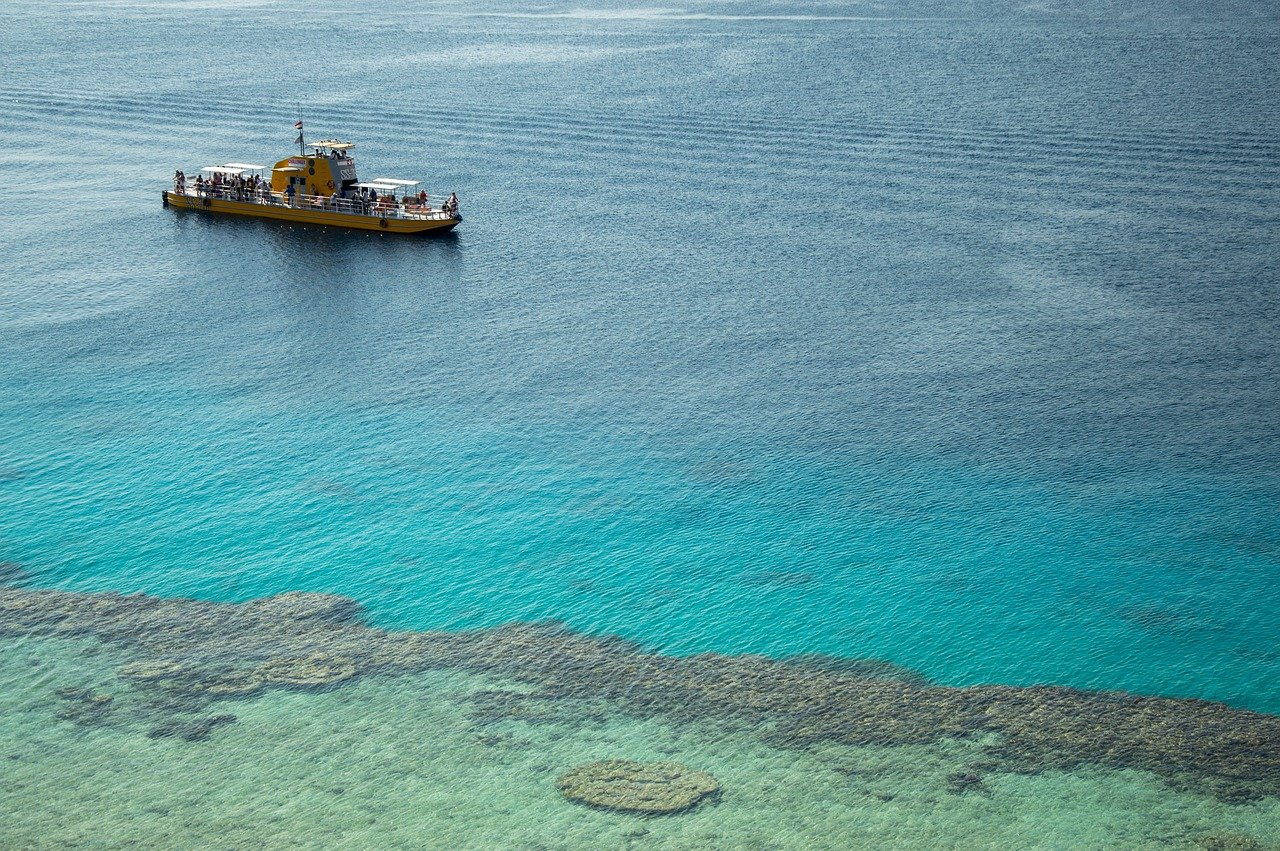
[163,126,461,235]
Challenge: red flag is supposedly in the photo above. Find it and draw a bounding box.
[294,120,303,130]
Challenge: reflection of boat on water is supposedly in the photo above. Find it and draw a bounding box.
[163,127,461,235]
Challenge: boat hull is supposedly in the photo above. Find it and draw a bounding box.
[163,192,459,234]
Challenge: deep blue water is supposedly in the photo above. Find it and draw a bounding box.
[1,0,1278,710]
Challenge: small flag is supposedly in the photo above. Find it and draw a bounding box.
[295,132,303,145]
[294,120,303,130]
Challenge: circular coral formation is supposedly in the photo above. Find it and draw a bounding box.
[117,659,185,681]
[257,653,357,688]
[558,760,720,814]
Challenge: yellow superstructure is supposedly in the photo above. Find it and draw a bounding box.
[164,136,461,235]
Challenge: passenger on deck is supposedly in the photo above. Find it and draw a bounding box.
[446,192,459,216]
[284,183,296,206]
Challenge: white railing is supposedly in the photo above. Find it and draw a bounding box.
[171,185,458,221]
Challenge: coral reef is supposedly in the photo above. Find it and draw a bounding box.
[4,585,1280,802]
[118,660,185,681]
[558,760,720,814]
[198,669,265,698]
[257,653,357,689]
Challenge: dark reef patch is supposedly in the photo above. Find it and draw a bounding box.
[147,713,237,742]
[741,569,818,589]
[4,585,1280,803]
[53,686,115,726]
[1116,603,1197,633]
[0,562,31,586]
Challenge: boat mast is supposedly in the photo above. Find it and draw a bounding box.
[296,107,305,156]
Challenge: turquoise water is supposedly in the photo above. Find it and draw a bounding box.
[1,0,1280,844]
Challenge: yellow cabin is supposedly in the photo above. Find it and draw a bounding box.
[164,134,461,235]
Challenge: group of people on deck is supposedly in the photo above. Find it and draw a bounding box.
[337,187,460,218]
[174,169,460,218]
[175,169,272,203]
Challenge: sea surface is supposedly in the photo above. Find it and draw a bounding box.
[1,0,1279,846]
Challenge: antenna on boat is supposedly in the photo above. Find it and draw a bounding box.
[295,107,305,156]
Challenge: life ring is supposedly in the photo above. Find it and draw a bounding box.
[378,218,389,229]
[326,180,335,191]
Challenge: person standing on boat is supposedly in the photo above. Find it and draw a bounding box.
[284,182,296,207]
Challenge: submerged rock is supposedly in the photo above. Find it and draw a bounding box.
[557,760,720,814]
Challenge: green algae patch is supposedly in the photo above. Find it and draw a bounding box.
[558,759,720,814]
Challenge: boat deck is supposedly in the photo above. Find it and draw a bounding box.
[169,187,456,222]
[164,187,460,234]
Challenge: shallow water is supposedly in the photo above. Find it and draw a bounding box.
[3,587,1280,848]
[1,0,1279,845]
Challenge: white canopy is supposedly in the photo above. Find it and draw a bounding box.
[371,178,420,187]
[222,162,266,170]
[201,164,259,174]
[311,140,355,150]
